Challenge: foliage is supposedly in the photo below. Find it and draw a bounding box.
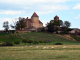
[40,27,46,32]
[11,30,15,34]
[28,39,33,44]
[62,26,68,34]
[59,20,63,27]
[22,39,28,45]
[2,41,13,46]
[39,40,43,44]
[11,17,26,30]
[54,20,59,26]
[33,41,39,44]
[46,21,54,32]
[54,42,63,45]
[64,21,71,28]
[43,40,47,44]
[14,40,20,45]
[3,21,9,32]
[16,17,26,30]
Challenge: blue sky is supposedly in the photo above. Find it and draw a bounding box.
[0,0,80,30]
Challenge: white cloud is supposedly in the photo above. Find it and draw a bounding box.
[0,10,26,15]
[41,20,50,27]
[0,18,15,23]
[73,3,80,9]
[74,14,80,19]
[0,0,71,4]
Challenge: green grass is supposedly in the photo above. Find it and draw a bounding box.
[0,33,22,42]
[19,32,80,44]
[0,45,80,60]
[0,32,80,44]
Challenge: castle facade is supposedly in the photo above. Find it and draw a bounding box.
[24,12,43,30]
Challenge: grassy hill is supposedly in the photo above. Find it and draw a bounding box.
[19,32,80,44]
[0,33,22,42]
[0,32,80,44]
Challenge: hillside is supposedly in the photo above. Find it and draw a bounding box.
[19,32,80,44]
[0,32,80,44]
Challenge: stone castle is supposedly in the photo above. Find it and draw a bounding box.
[23,12,43,30]
[22,12,59,30]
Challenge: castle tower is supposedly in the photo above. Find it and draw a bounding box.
[54,15,59,20]
[31,12,39,28]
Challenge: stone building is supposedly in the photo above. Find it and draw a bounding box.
[54,15,59,20]
[24,12,43,30]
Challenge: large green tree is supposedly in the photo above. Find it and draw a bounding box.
[46,20,54,32]
[11,17,26,30]
[59,20,63,27]
[3,21,9,32]
[64,21,71,28]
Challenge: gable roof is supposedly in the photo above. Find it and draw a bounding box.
[31,12,38,17]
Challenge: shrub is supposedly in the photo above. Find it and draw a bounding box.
[14,40,20,45]
[33,41,39,44]
[12,30,15,34]
[28,39,33,45]
[22,39,28,45]
[39,40,43,44]
[41,27,46,32]
[43,40,47,44]
[2,41,13,46]
[54,42,63,45]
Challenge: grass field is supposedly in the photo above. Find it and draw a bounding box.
[0,45,80,60]
[19,32,80,44]
[0,32,80,44]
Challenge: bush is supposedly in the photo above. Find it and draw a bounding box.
[12,30,15,34]
[2,41,13,46]
[33,41,39,44]
[39,40,43,44]
[54,42,63,45]
[28,39,33,45]
[22,39,28,45]
[41,27,46,32]
[14,40,20,45]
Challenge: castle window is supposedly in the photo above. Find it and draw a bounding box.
[37,24,38,26]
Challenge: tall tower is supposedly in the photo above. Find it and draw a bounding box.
[54,15,59,20]
[31,12,39,28]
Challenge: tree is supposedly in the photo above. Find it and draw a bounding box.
[10,18,17,29]
[46,20,54,32]
[11,17,26,30]
[54,20,59,26]
[3,21,9,32]
[64,21,71,28]
[17,18,26,30]
[59,20,63,27]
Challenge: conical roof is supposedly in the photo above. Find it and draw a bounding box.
[55,15,59,18]
[31,12,38,17]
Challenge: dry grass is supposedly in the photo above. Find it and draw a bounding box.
[0,45,80,60]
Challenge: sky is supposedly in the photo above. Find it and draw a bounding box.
[0,0,80,30]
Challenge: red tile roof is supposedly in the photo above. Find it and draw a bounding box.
[54,15,59,18]
[31,12,38,17]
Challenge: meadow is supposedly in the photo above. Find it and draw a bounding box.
[0,45,80,60]
[0,32,80,60]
